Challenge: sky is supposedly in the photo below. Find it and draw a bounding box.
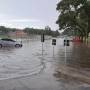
[0,0,60,30]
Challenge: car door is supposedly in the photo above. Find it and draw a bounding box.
[2,39,9,46]
[8,40,15,46]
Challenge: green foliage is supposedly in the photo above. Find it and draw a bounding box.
[0,26,60,37]
[23,27,60,37]
[56,0,89,39]
[0,26,16,35]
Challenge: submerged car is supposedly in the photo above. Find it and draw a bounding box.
[0,38,22,48]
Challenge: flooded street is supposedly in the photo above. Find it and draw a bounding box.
[0,37,90,90]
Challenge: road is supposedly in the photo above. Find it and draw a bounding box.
[0,37,90,90]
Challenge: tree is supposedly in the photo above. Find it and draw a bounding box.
[0,26,9,34]
[45,26,51,31]
[56,0,89,41]
[84,0,90,39]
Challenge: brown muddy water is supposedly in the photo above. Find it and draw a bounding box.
[0,37,90,90]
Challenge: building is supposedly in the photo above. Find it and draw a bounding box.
[8,30,27,38]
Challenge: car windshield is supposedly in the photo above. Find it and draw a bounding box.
[1,38,16,42]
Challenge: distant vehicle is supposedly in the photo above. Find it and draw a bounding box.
[0,38,22,48]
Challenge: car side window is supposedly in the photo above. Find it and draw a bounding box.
[1,39,15,42]
[9,39,15,42]
[1,39,8,41]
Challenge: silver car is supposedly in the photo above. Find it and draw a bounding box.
[0,38,22,48]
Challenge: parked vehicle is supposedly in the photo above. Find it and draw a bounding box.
[0,38,22,48]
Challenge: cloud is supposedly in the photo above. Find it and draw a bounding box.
[0,13,41,23]
[0,14,42,29]
[0,20,45,29]
[7,19,40,23]
[0,19,41,23]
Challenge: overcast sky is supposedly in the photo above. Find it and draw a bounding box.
[0,0,60,30]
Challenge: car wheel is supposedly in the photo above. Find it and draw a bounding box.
[0,44,2,48]
[20,44,23,47]
[15,44,20,47]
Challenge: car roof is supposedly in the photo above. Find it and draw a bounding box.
[1,38,16,42]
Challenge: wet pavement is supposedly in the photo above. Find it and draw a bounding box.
[0,37,90,90]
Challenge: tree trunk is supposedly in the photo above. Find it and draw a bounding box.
[80,36,84,42]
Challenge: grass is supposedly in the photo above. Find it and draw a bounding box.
[0,35,9,39]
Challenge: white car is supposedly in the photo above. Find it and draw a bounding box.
[0,38,22,48]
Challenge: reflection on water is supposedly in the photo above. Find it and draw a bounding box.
[0,37,90,90]
[67,42,90,68]
[53,40,90,85]
[0,40,44,80]
[55,41,90,68]
[0,37,90,81]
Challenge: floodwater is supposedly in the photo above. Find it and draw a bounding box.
[0,36,90,90]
